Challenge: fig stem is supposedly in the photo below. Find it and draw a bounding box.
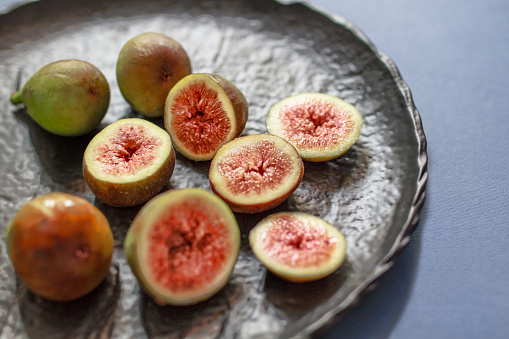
[10,91,22,105]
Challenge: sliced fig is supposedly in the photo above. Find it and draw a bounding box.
[83,118,175,207]
[209,134,304,213]
[249,212,347,282]
[266,93,363,162]
[123,188,240,306]
[164,73,248,161]
[5,192,114,301]
[10,59,110,137]
[116,32,192,117]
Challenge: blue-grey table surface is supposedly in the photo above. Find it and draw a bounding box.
[1,1,508,339]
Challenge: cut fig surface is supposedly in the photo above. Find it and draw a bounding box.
[6,193,114,301]
[164,73,248,161]
[209,134,304,213]
[124,188,240,305]
[266,93,363,162]
[249,212,347,282]
[116,32,192,117]
[83,118,175,207]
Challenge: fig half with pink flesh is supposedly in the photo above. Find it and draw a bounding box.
[266,93,363,162]
[164,73,248,161]
[249,212,347,282]
[83,118,176,207]
[209,134,304,214]
[123,188,240,306]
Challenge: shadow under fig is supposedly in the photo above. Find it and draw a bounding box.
[17,264,121,339]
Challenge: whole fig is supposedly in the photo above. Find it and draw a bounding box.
[10,59,110,137]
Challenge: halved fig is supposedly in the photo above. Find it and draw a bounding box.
[266,93,363,162]
[209,134,304,214]
[83,118,175,207]
[249,212,347,282]
[164,73,248,161]
[6,192,114,301]
[116,32,192,117]
[123,188,240,306]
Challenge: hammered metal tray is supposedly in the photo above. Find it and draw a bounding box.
[0,0,428,337]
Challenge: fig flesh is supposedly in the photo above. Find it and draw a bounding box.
[5,192,114,301]
[124,188,240,306]
[116,32,192,117]
[209,134,304,213]
[83,118,176,207]
[164,73,248,161]
[10,59,110,137]
[266,93,363,162]
[249,212,347,282]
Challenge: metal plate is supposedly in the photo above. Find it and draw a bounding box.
[0,0,427,337]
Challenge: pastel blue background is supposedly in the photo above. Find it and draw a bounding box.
[1,1,508,338]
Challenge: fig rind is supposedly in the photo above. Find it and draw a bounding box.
[266,93,363,162]
[164,73,248,161]
[11,59,110,137]
[6,193,114,301]
[124,188,240,306]
[249,212,347,282]
[209,134,304,213]
[116,32,192,117]
[83,118,176,207]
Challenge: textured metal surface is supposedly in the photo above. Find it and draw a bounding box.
[0,0,427,338]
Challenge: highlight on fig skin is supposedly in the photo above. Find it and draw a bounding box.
[83,118,176,207]
[5,192,114,301]
[249,211,347,282]
[164,73,248,161]
[123,188,240,306]
[116,32,192,117]
[209,134,304,214]
[266,93,363,162]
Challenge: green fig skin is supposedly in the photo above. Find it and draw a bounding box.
[11,59,110,137]
[116,32,192,117]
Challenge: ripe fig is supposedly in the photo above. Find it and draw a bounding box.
[10,59,110,137]
[266,93,363,162]
[209,134,304,213]
[124,188,240,306]
[83,118,176,207]
[249,212,347,282]
[116,32,192,117]
[5,192,114,301]
[164,73,248,161]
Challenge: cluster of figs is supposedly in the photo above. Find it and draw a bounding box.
[6,32,362,305]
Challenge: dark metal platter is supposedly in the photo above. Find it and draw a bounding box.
[0,0,427,337]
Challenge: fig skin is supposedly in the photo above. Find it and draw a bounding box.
[249,212,347,282]
[209,134,304,213]
[266,93,363,162]
[124,188,240,306]
[116,32,192,117]
[83,118,176,207]
[10,59,110,137]
[5,193,114,301]
[164,73,248,161]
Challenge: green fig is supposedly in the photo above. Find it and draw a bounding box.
[116,32,192,117]
[10,59,110,137]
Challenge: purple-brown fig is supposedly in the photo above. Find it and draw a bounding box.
[124,188,240,306]
[116,32,192,117]
[209,134,304,213]
[266,93,363,162]
[83,118,175,207]
[249,212,347,282]
[164,73,248,161]
[5,192,114,301]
